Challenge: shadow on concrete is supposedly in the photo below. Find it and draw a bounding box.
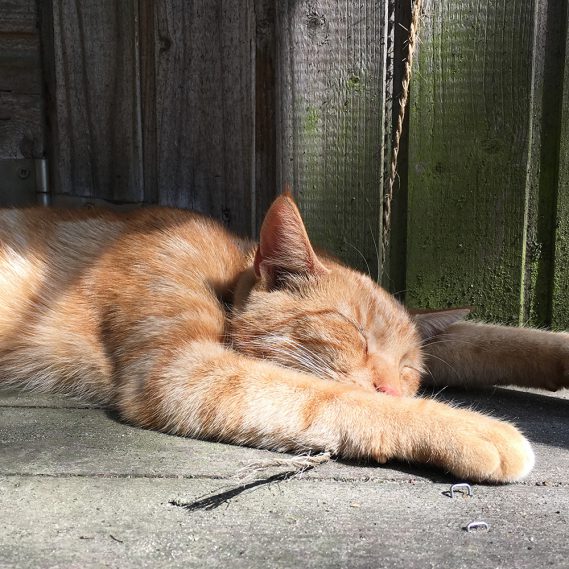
[422,386,569,452]
[169,471,299,512]
[336,456,459,484]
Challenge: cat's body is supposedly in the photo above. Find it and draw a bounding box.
[1,195,568,482]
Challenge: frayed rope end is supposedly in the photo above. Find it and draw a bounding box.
[233,451,332,483]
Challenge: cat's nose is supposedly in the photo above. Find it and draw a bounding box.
[375,384,401,397]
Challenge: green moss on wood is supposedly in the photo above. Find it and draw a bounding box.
[304,106,320,136]
[346,75,362,93]
[406,0,535,324]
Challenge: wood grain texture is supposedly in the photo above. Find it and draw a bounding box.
[0,0,44,160]
[0,0,37,34]
[28,0,569,331]
[253,0,278,235]
[523,0,568,328]
[141,0,256,236]
[406,0,537,324]
[552,6,569,330]
[41,0,142,202]
[276,0,388,278]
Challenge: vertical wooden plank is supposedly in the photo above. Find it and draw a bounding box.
[41,0,142,203]
[0,0,44,160]
[552,7,569,330]
[142,0,256,236]
[406,0,537,324]
[276,0,388,278]
[523,0,568,328]
[253,0,278,234]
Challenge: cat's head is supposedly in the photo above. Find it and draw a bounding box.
[231,194,468,397]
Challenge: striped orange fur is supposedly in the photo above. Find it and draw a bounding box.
[1,194,567,482]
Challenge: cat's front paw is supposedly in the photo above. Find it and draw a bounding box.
[414,400,536,483]
[444,411,535,483]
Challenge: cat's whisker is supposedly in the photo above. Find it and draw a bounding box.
[367,220,381,280]
[426,385,448,402]
[344,241,372,278]
[232,330,335,371]
[423,352,458,376]
[421,367,436,383]
[392,288,408,297]
[421,335,483,349]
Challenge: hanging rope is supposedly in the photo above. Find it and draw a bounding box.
[381,0,423,275]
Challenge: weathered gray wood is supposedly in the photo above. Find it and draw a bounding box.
[0,0,44,161]
[0,34,41,93]
[0,0,37,33]
[0,92,43,159]
[276,0,388,277]
[406,0,538,324]
[253,0,279,234]
[141,0,256,235]
[40,0,142,203]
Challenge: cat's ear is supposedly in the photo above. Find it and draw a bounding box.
[411,308,471,342]
[254,192,329,287]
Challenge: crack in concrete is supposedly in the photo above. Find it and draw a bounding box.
[5,471,565,488]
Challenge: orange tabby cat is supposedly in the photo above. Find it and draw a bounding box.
[1,194,567,482]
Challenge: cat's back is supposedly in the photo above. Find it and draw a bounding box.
[0,205,248,276]
[0,206,250,337]
[0,206,251,399]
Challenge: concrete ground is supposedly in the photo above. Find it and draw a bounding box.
[1,386,568,569]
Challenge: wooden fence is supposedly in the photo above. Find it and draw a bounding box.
[1,0,568,328]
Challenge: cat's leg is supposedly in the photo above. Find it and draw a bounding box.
[422,322,569,390]
[115,340,534,483]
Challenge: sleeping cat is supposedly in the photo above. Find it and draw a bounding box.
[1,194,567,483]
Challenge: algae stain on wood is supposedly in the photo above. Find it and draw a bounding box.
[521,0,569,329]
[551,5,569,330]
[406,0,537,324]
[304,106,320,135]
